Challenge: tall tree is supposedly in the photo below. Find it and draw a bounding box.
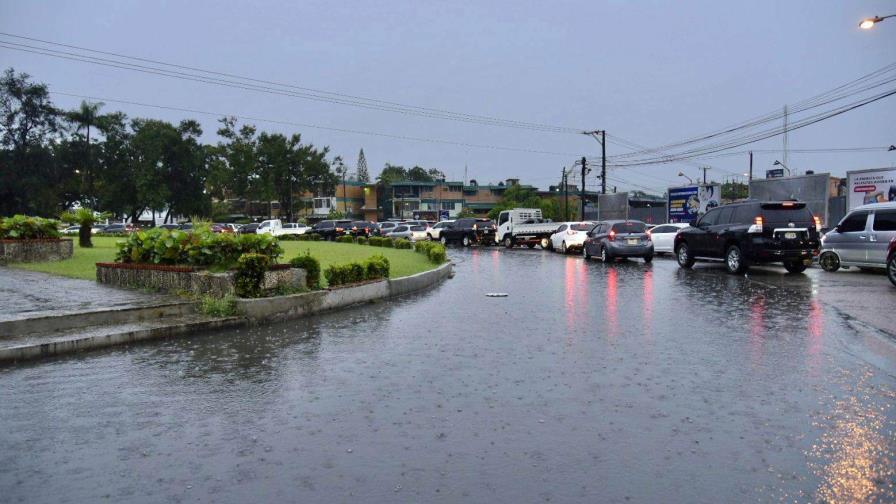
[356,148,369,182]
[65,100,106,205]
[377,163,407,185]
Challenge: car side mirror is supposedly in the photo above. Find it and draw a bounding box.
[833,225,841,233]
[689,219,699,228]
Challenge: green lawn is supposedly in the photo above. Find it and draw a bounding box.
[12,236,438,284]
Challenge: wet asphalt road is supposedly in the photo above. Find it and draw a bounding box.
[1,249,895,503]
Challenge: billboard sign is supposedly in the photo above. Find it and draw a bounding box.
[667,185,721,223]
[846,168,896,209]
[766,168,785,179]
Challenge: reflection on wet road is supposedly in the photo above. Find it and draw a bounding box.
[1,249,894,503]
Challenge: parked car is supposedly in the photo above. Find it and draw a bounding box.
[647,223,690,254]
[347,221,377,238]
[104,223,139,234]
[158,223,181,230]
[496,208,556,249]
[210,223,232,233]
[179,223,194,231]
[818,202,896,272]
[377,221,399,236]
[675,200,820,274]
[583,220,654,262]
[887,237,896,287]
[426,220,455,241]
[312,219,352,240]
[387,224,428,242]
[256,219,307,236]
[238,223,260,234]
[439,218,496,246]
[62,225,80,235]
[549,222,594,254]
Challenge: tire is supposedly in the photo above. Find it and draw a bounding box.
[540,238,550,250]
[440,236,448,245]
[725,245,748,274]
[600,246,610,263]
[783,260,808,274]
[644,254,653,263]
[526,243,536,249]
[676,243,695,269]
[583,244,591,260]
[819,251,840,272]
[462,235,472,247]
[888,254,896,287]
[560,241,567,254]
[427,234,433,241]
[503,236,514,249]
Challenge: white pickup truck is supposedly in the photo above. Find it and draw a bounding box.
[257,219,310,236]
[496,208,557,249]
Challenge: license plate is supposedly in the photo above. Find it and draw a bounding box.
[784,232,797,239]
[626,238,639,245]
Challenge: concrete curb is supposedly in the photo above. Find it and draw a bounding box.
[235,262,453,322]
[0,301,197,339]
[0,317,246,363]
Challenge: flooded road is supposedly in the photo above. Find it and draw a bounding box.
[2,249,895,503]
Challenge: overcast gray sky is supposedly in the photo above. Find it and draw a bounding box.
[2,0,894,192]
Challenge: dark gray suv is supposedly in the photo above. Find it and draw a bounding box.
[583,220,654,262]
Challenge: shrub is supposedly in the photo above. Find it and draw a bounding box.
[289,253,321,289]
[365,254,390,279]
[427,243,447,263]
[368,236,383,247]
[198,295,237,317]
[414,240,434,254]
[381,237,394,248]
[309,233,322,241]
[323,255,391,287]
[234,253,270,298]
[0,215,61,240]
[114,227,282,268]
[356,236,368,245]
[336,235,355,244]
[394,238,413,249]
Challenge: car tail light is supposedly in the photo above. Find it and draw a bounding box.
[608,229,616,241]
[748,216,763,234]
[646,230,652,239]
[335,227,343,232]
[813,216,821,232]
[473,224,478,230]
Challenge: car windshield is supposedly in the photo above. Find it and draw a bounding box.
[611,222,647,233]
[394,226,407,232]
[410,226,426,231]
[570,223,592,231]
[760,203,813,223]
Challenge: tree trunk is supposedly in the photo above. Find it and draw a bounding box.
[78,223,93,248]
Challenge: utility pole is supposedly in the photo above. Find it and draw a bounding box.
[783,105,789,168]
[580,156,587,220]
[700,166,711,185]
[342,170,347,216]
[600,130,607,195]
[562,167,569,220]
[748,151,753,182]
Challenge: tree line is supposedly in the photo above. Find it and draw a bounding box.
[0,68,344,222]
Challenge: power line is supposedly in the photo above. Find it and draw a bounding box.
[47,91,594,158]
[0,34,585,134]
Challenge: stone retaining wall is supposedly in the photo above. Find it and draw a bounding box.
[0,239,73,263]
[96,263,306,296]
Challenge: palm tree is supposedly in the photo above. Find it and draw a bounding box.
[66,101,105,205]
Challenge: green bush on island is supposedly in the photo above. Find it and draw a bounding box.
[381,237,394,248]
[336,235,355,244]
[289,253,321,289]
[368,236,384,247]
[234,253,270,298]
[356,236,368,245]
[394,239,413,249]
[198,294,237,317]
[297,233,322,241]
[323,254,390,287]
[0,215,61,240]
[114,224,282,268]
[413,240,447,264]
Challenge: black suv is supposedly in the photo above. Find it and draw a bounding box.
[674,200,820,274]
[440,218,496,246]
[312,219,352,240]
[347,221,377,238]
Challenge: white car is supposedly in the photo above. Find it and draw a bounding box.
[549,222,595,254]
[387,224,428,242]
[279,223,310,235]
[427,220,455,241]
[647,223,689,254]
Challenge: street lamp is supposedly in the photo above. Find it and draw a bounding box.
[888,145,896,151]
[773,160,791,175]
[677,171,694,184]
[859,14,895,29]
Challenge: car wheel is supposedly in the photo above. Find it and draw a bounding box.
[644,254,653,263]
[427,234,433,241]
[819,251,840,272]
[888,254,896,287]
[440,236,448,245]
[560,241,567,254]
[504,236,514,248]
[526,243,536,249]
[540,238,550,250]
[583,244,591,260]
[725,245,748,274]
[676,243,695,269]
[600,246,610,263]
[783,260,808,274]
[462,235,471,247]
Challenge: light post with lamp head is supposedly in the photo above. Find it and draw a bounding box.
[773,160,791,176]
[860,14,896,29]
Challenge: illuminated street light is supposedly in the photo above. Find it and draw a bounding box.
[859,14,895,29]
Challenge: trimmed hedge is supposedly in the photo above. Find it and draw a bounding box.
[296,233,322,241]
[114,227,282,268]
[368,236,384,247]
[323,254,391,287]
[234,253,270,298]
[381,238,394,248]
[356,236,368,245]
[0,215,61,240]
[289,253,321,289]
[394,238,412,249]
[336,235,355,244]
[414,240,447,264]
